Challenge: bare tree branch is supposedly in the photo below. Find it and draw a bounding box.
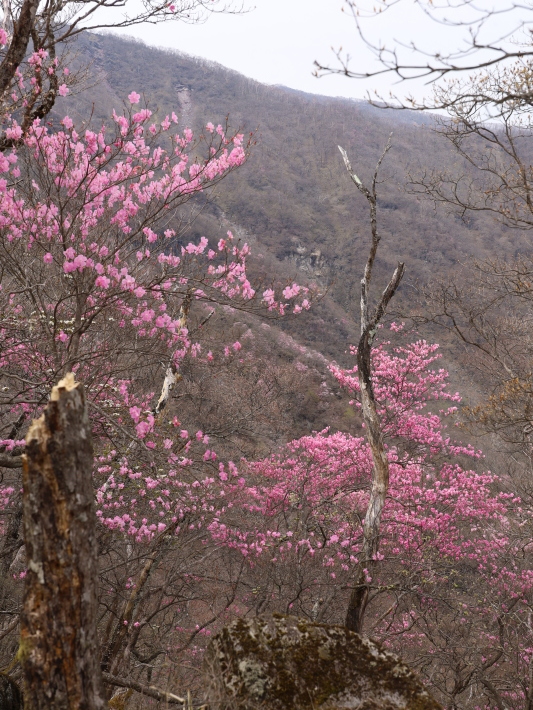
[315,1,533,111]
[102,673,187,705]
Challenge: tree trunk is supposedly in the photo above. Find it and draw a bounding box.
[0,0,38,100]
[20,373,106,710]
[338,142,404,634]
[344,331,393,633]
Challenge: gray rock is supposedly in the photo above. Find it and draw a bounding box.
[203,614,441,710]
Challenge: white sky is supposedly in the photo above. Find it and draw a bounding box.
[111,0,532,103]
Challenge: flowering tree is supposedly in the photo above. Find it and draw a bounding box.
[0,94,248,450]
[0,96,313,701]
[229,332,532,709]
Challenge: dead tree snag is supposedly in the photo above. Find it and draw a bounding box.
[339,141,405,634]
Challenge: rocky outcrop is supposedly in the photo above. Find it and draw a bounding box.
[203,614,441,710]
[287,240,329,281]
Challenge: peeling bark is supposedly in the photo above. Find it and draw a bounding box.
[20,373,105,710]
[153,366,182,417]
[339,142,405,634]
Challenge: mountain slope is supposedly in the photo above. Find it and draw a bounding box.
[55,33,526,387]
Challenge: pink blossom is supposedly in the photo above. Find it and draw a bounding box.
[5,124,22,140]
[132,109,152,123]
[143,227,158,243]
[95,275,110,289]
[282,283,301,299]
[136,418,154,439]
[58,84,69,97]
[129,407,141,423]
[262,289,276,307]
[73,255,88,270]
[140,309,155,322]
[128,91,141,104]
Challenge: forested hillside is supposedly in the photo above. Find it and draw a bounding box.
[51,31,532,413]
[63,33,529,328]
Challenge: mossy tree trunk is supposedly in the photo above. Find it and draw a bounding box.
[20,374,106,710]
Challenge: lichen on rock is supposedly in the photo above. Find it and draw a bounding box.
[203,614,442,710]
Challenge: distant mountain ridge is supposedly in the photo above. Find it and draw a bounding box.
[55,32,527,375]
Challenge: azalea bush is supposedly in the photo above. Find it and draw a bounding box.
[224,332,533,709]
[0,94,313,695]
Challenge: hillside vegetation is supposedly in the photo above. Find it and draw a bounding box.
[61,33,528,338]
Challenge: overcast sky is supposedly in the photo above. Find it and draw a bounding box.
[111,0,531,104]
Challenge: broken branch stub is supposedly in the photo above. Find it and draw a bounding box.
[20,373,105,710]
